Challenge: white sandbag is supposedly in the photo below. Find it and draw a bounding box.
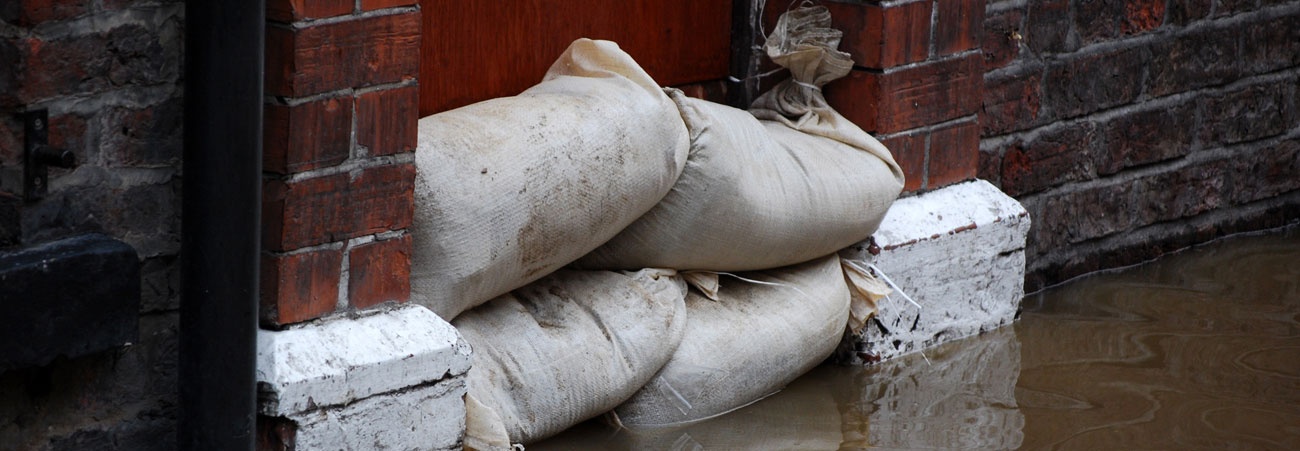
[574,8,903,271]
[455,268,689,445]
[411,38,690,319]
[613,254,851,427]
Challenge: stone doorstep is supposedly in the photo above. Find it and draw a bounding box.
[256,303,472,448]
[837,179,1031,364]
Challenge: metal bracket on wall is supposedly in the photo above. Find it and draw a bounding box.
[22,109,76,202]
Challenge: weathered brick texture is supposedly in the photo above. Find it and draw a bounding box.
[348,234,412,309]
[880,132,927,192]
[264,96,354,174]
[260,4,420,327]
[356,85,419,156]
[979,0,1300,289]
[265,10,420,98]
[261,248,344,326]
[262,164,415,255]
[821,0,988,193]
[0,0,184,447]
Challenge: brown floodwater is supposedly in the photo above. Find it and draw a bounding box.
[533,226,1300,450]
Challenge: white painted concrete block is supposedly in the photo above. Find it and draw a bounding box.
[256,303,472,449]
[289,376,467,451]
[838,179,1030,364]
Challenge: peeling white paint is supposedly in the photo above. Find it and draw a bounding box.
[256,303,472,417]
[840,179,1031,363]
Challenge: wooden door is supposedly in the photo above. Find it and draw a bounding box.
[418,1,733,116]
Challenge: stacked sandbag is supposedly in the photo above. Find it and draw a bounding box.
[612,254,851,427]
[574,6,904,272]
[454,268,689,446]
[411,38,690,319]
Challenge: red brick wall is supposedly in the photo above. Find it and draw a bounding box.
[820,0,985,193]
[978,0,1300,289]
[260,0,420,327]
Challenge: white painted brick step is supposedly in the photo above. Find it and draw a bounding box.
[837,179,1031,364]
[256,303,472,450]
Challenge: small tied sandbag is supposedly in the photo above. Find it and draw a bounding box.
[411,38,690,319]
[574,6,904,272]
[612,254,851,427]
[454,268,689,445]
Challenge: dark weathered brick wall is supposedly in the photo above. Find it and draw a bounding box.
[979,0,1300,290]
[0,0,184,448]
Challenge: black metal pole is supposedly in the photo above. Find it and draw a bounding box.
[179,0,263,449]
[727,0,762,109]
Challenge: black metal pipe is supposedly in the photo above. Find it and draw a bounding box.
[727,0,762,109]
[179,0,263,449]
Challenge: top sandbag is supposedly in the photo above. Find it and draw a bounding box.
[574,7,904,272]
[410,39,690,319]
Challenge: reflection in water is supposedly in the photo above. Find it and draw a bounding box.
[533,227,1300,449]
[1015,226,1300,450]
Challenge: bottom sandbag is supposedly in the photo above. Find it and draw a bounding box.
[454,268,688,445]
[613,255,851,427]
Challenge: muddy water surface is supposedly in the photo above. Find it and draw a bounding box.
[533,227,1300,450]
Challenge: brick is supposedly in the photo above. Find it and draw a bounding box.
[139,255,180,313]
[1024,0,1075,55]
[977,144,1003,186]
[105,22,181,87]
[935,0,984,56]
[1198,80,1295,146]
[17,35,111,103]
[266,0,353,22]
[829,55,982,134]
[0,116,19,167]
[982,7,1024,71]
[824,0,930,69]
[264,96,353,174]
[0,37,18,108]
[880,132,926,192]
[361,0,417,11]
[265,11,420,97]
[11,0,91,26]
[1098,101,1195,175]
[1147,27,1239,98]
[1130,158,1229,224]
[48,112,90,166]
[1000,121,1098,196]
[348,235,411,309]
[16,21,180,104]
[1232,138,1300,204]
[824,69,881,132]
[263,163,415,251]
[1242,13,1300,76]
[102,96,184,168]
[1212,0,1257,17]
[23,176,180,258]
[356,86,418,157]
[261,248,343,326]
[881,54,983,133]
[1166,0,1211,25]
[1122,0,1166,35]
[1034,182,1136,250]
[981,70,1041,135]
[927,120,979,188]
[1073,0,1124,44]
[1042,45,1147,120]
